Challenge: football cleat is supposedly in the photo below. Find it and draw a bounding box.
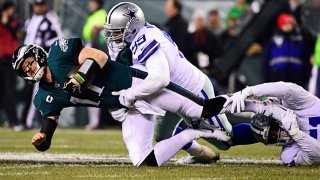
[176,145,220,164]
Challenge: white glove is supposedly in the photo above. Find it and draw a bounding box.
[223,86,254,113]
[112,89,136,108]
[281,109,300,139]
[109,108,128,122]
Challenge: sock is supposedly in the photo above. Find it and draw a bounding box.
[153,129,199,166]
[231,123,258,145]
[184,141,203,156]
[174,126,193,149]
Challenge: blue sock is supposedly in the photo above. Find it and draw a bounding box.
[174,126,192,149]
[231,123,258,145]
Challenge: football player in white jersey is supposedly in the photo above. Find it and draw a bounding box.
[104,2,239,164]
[223,81,320,165]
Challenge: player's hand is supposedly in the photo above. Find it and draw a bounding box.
[63,77,82,96]
[281,109,300,138]
[223,86,254,113]
[109,108,128,122]
[112,89,135,108]
[31,132,46,146]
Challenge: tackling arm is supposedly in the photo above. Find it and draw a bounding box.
[225,81,318,113]
[115,49,170,107]
[248,82,317,109]
[130,49,170,98]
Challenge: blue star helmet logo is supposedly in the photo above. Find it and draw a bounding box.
[123,8,138,21]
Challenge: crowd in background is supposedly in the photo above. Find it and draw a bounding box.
[0,0,319,131]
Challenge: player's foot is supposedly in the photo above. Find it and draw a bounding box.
[176,145,220,164]
[11,124,25,132]
[85,124,99,131]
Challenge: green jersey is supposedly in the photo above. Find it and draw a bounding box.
[34,38,133,117]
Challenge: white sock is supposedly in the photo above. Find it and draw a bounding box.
[153,129,199,166]
[88,107,100,127]
[184,141,202,156]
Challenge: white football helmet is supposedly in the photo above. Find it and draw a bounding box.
[12,44,48,83]
[104,2,145,51]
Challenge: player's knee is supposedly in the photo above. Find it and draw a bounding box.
[125,140,142,166]
[280,153,295,165]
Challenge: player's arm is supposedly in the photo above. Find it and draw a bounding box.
[280,110,320,165]
[32,116,59,152]
[130,49,170,97]
[64,48,108,95]
[225,81,318,113]
[251,82,318,110]
[115,49,170,107]
[78,47,108,68]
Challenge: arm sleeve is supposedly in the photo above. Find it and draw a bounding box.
[252,82,318,110]
[35,117,58,151]
[293,131,320,165]
[129,49,170,99]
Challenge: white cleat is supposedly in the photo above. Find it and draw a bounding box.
[176,145,220,164]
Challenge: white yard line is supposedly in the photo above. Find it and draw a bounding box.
[0,152,282,166]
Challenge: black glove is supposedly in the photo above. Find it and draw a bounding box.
[63,72,86,96]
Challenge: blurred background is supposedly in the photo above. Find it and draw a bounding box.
[0,0,319,131]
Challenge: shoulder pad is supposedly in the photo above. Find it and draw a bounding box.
[130,29,160,63]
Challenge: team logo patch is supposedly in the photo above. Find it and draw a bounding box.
[46,95,54,103]
[59,38,69,52]
[123,7,138,21]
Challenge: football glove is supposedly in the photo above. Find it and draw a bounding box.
[112,89,136,108]
[223,86,254,113]
[63,72,86,96]
[281,109,300,139]
[109,108,128,122]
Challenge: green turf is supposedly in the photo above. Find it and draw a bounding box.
[0,128,319,179]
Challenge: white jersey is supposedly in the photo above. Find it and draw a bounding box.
[251,82,320,165]
[129,23,205,94]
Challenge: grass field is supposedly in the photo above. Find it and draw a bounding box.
[0,127,319,179]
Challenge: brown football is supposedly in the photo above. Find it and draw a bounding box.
[67,64,81,78]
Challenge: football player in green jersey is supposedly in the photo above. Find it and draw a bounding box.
[12,38,229,166]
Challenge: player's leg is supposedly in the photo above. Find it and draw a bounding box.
[200,77,259,148]
[121,112,155,166]
[199,76,233,150]
[155,112,219,164]
[122,111,228,166]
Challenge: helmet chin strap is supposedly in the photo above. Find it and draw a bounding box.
[32,66,45,81]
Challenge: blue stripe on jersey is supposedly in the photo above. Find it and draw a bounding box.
[200,89,226,131]
[138,40,160,63]
[309,116,320,139]
[174,126,192,149]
